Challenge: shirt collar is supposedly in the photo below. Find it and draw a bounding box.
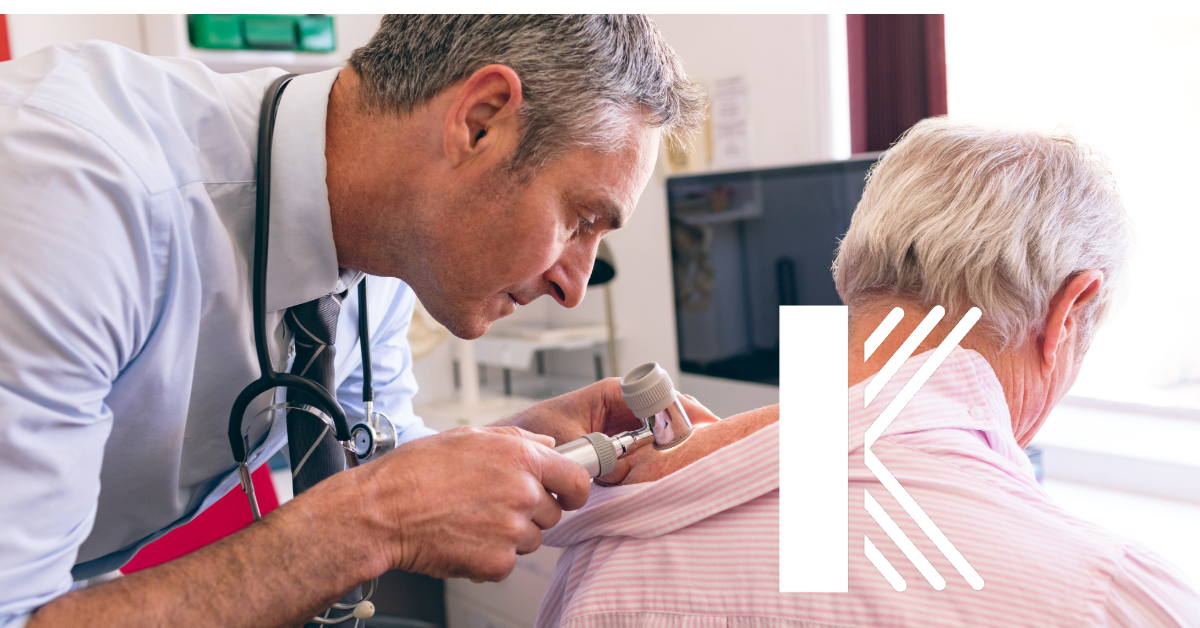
[265,67,361,312]
[849,347,1030,470]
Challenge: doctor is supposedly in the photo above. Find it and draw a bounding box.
[0,14,703,628]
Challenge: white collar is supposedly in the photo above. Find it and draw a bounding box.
[265,67,360,312]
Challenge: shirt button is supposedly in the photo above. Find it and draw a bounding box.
[969,406,986,420]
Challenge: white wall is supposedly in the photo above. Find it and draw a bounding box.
[652,14,836,170]
[7,14,145,57]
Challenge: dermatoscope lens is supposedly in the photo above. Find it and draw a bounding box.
[620,362,693,449]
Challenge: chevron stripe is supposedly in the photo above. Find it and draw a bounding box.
[865,489,946,589]
[864,535,907,592]
[864,307,944,407]
[864,307,985,591]
[864,449,984,590]
[864,308,981,448]
[864,307,905,360]
[287,308,327,347]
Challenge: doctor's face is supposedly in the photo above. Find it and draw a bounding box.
[414,125,659,339]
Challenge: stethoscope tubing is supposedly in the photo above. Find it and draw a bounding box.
[225,72,378,626]
[227,73,352,466]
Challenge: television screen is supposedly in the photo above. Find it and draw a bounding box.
[667,156,878,385]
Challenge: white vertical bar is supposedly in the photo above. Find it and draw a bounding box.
[827,14,852,161]
[779,305,848,592]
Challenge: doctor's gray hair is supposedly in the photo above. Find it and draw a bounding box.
[349,14,704,172]
[833,118,1131,351]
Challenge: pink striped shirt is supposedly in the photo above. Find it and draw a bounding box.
[538,348,1200,627]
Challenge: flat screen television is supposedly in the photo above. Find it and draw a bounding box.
[667,156,879,386]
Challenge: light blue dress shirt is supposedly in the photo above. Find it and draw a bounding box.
[0,41,435,626]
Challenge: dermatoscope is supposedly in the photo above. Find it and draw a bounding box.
[554,362,694,478]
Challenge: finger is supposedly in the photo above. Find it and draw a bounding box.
[516,522,544,555]
[600,379,643,434]
[470,552,517,583]
[530,486,564,530]
[485,425,556,449]
[530,445,591,511]
[678,393,721,425]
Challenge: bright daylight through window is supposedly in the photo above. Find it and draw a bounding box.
[948,14,1200,411]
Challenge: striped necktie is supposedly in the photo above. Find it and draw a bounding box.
[285,291,349,494]
[285,290,365,627]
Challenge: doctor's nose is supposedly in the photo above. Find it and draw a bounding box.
[544,248,594,309]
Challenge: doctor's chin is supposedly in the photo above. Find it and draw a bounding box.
[2,12,1199,628]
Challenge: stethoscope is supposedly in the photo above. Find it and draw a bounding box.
[226,73,395,625]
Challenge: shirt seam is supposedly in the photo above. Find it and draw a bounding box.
[5,99,156,196]
[3,41,248,197]
[16,42,169,194]
[3,101,260,199]
[1100,554,1124,628]
[0,102,174,375]
[880,436,1035,501]
[4,39,88,107]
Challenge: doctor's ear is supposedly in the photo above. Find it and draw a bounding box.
[444,64,524,168]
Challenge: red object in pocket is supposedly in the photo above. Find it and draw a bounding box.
[1,15,11,62]
[121,465,280,573]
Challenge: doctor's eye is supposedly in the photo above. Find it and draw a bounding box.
[574,211,597,237]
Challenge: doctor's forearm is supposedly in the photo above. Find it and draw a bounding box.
[28,469,386,628]
[27,425,587,626]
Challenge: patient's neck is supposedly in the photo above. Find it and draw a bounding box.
[848,299,997,388]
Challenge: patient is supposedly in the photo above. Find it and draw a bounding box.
[537,119,1200,628]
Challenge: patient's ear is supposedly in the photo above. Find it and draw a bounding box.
[1041,269,1103,375]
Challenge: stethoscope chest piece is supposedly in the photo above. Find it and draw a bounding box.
[351,405,398,462]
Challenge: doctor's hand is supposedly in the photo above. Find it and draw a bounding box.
[490,377,645,446]
[346,425,590,582]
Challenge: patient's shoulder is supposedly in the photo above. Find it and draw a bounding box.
[616,404,778,485]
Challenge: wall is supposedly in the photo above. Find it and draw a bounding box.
[652,15,836,170]
[7,14,144,56]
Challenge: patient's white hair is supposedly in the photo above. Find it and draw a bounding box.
[833,118,1131,350]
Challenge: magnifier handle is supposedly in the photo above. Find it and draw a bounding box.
[555,433,618,479]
